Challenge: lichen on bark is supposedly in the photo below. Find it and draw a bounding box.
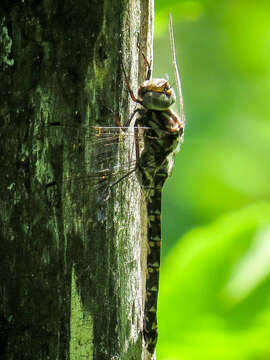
[0,17,14,69]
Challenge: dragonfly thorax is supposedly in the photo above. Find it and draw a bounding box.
[138,78,176,111]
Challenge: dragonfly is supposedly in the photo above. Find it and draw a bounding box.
[129,15,185,354]
[44,14,185,355]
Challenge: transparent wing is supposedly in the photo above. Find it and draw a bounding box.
[169,14,186,125]
[39,124,148,192]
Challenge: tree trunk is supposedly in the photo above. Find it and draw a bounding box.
[0,1,154,359]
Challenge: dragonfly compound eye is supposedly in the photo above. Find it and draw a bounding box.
[139,79,176,111]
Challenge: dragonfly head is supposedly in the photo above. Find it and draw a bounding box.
[138,78,176,110]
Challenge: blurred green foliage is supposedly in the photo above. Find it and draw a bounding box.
[159,203,270,359]
[154,0,270,358]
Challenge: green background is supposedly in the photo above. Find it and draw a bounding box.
[154,1,270,359]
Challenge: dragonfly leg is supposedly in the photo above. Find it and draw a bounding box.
[113,108,141,132]
[123,108,141,128]
[121,60,143,105]
[113,113,122,128]
[137,38,152,80]
[134,117,141,162]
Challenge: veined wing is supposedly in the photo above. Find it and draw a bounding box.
[169,14,185,125]
[39,124,149,192]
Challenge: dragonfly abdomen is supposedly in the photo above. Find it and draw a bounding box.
[144,186,162,354]
[138,109,184,354]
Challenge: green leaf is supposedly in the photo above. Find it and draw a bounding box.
[158,202,270,360]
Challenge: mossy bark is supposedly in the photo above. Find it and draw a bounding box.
[0,1,154,359]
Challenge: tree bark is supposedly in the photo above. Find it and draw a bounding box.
[0,1,154,359]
